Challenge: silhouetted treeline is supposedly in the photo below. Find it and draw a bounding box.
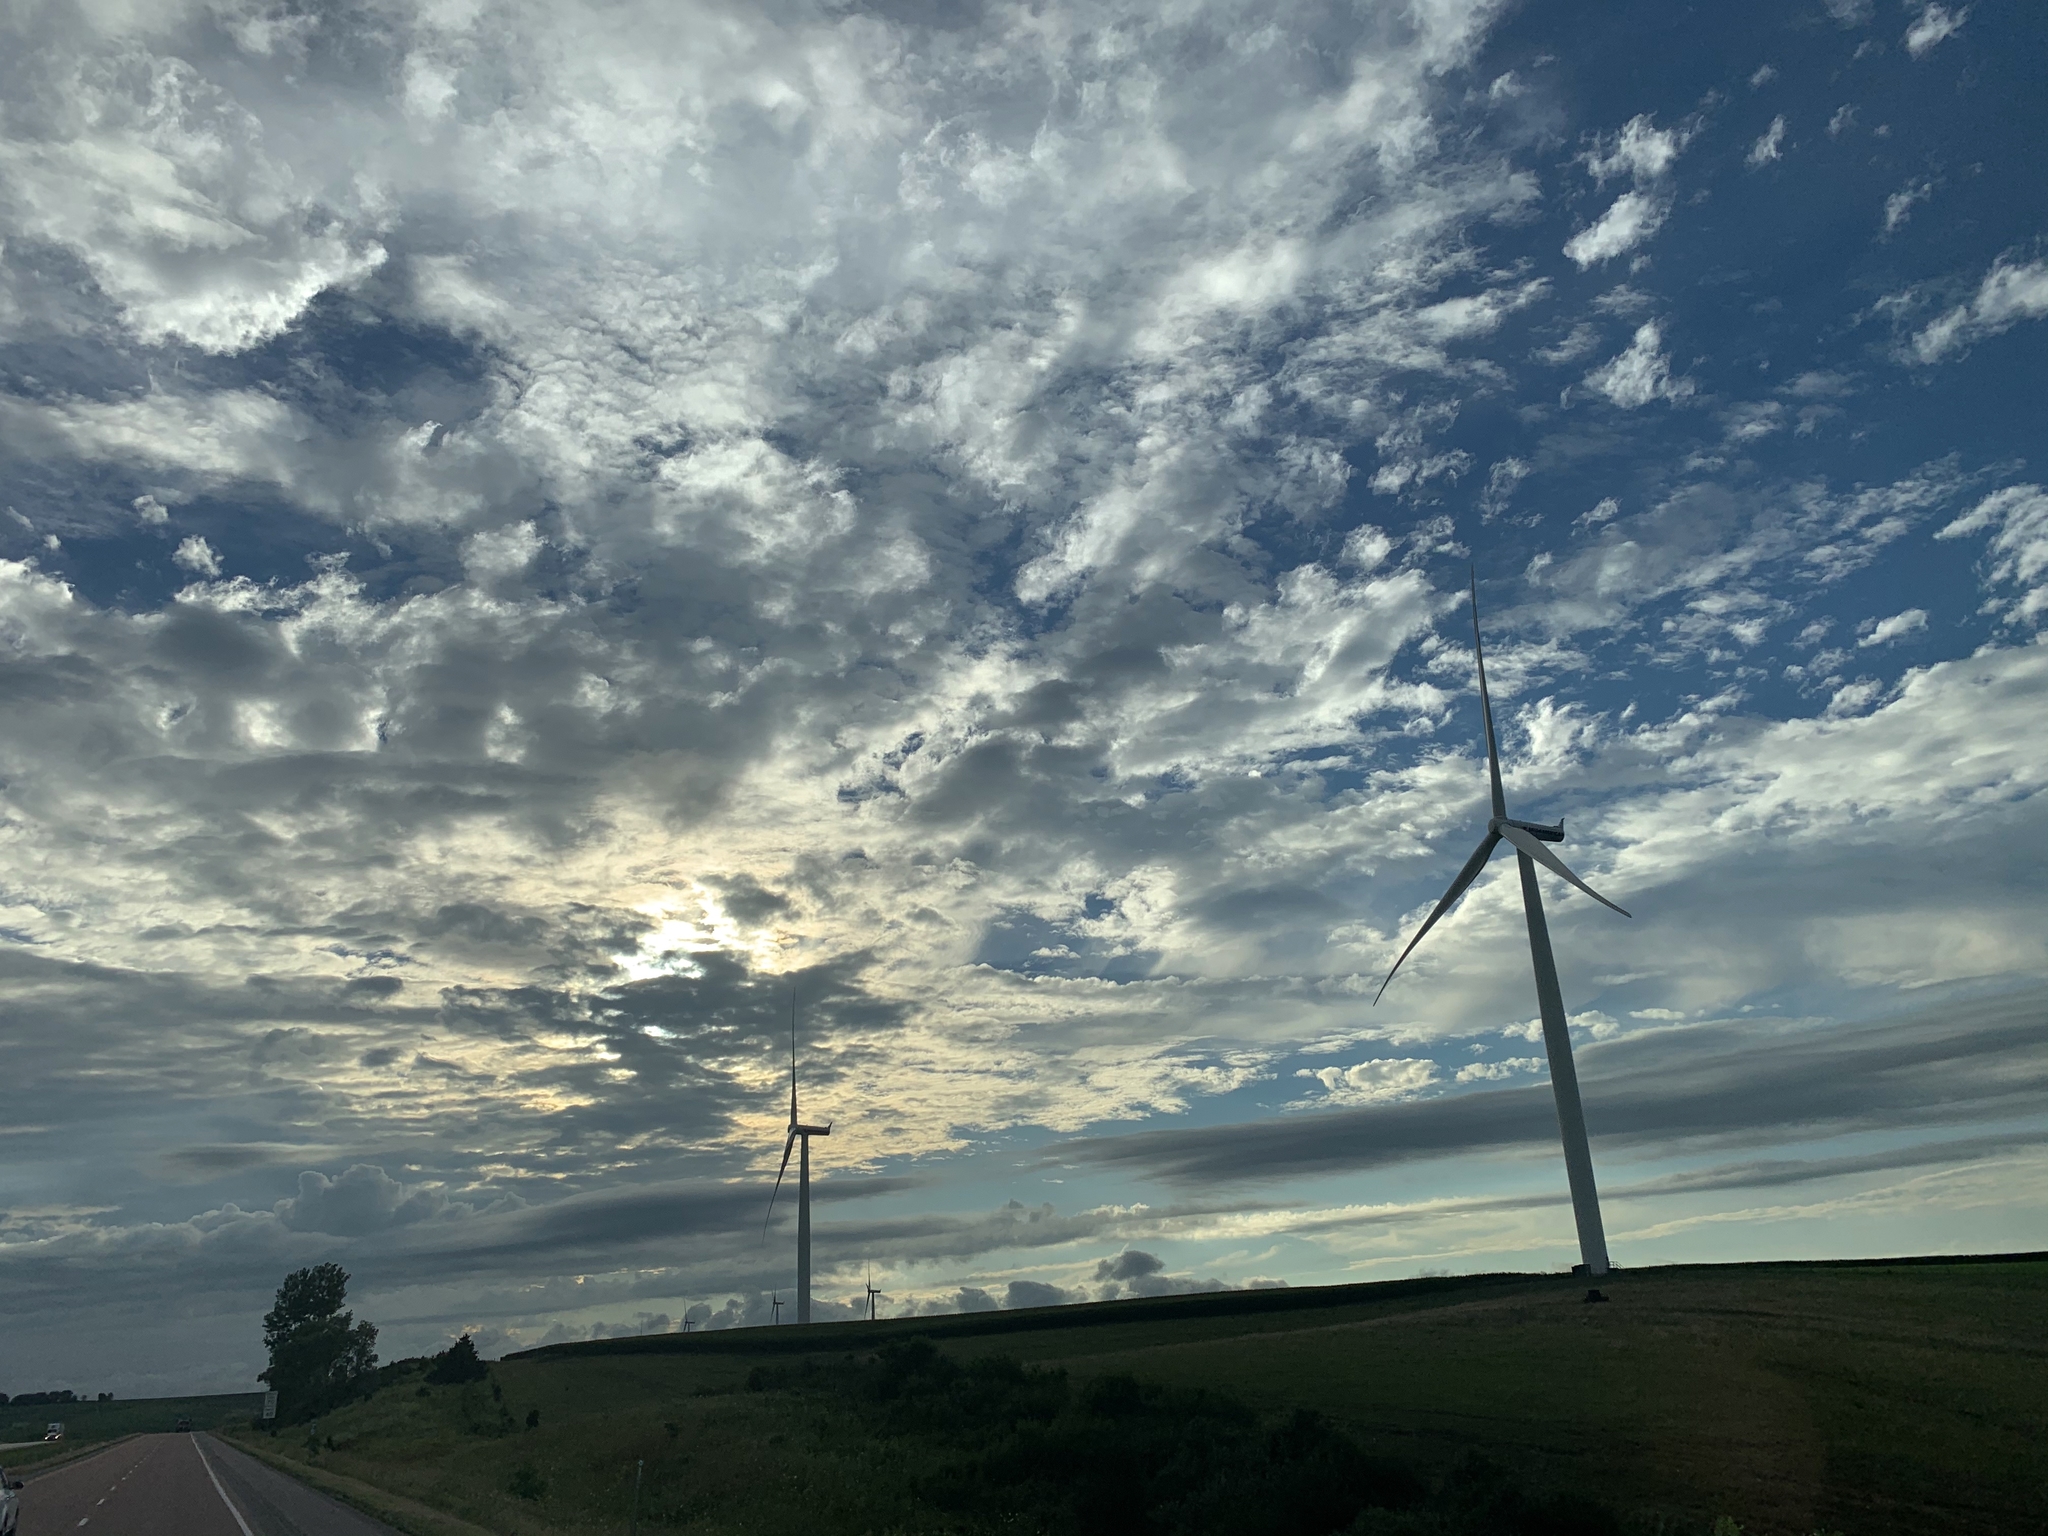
[743,1338,1618,1536]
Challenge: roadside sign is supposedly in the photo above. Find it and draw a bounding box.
[262,1391,278,1421]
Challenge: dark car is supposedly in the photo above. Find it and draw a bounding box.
[175,1417,192,1432]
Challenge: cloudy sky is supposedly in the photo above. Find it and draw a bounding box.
[0,0,2043,1395]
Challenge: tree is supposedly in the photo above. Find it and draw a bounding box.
[259,1263,378,1422]
[425,1332,489,1385]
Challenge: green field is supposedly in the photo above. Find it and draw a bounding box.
[0,1391,265,1468]
[221,1256,2048,1536]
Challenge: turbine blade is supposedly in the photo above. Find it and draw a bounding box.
[1470,570,1507,820]
[1496,822,1631,917]
[790,993,799,1124]
[1374,830,1501,1003]
[762,1130,797,1236]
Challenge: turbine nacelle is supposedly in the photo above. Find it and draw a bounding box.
[1493,816,1564,843]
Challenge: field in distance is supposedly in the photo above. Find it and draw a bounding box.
[0,1392,264,1466]
[226,1255,2046,1536]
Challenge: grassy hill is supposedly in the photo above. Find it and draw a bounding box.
[222,1255,2047,1536]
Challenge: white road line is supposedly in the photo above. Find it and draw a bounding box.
[191,1437,256,1536]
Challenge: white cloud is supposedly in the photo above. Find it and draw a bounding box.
[1904,4,1967,56]
[1581,322,1693,408]
[1857,608,1928,647]
[1746,116,1787,167]
[1454,1056,1543,1083]
[1295,1058,1442,1104]
[0,46,386,351]
[1939,484,2048,623]
[172,534,221,576]
[1883,182,1932,233]
[1583,114,1689,184]
[1564,191,1668,267]
[1909,258,2048,362]
[1480,457,1531,518]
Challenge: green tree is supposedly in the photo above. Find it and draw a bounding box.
[425,1332,489,1385]
[259,1263,378,1422]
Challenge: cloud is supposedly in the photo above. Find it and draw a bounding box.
[1580,323,1693,407]
[172,534,222,576]
[1003,1279,1081,1309]
[1049,991,2048,1187]
[275,1165,450,1237]
[1094,1248,1167,1282]
[1564,192,1668,268]
[1883,182,1933,233]
[1939,485,2048,623]
[1479,457,1531,519]
[0,36,386,351]
[1294,1058,1443,1105]
[1904,4,1967,56]
[1908,259,2048,362]
[1857,609,1928,648]
[1746,116,1787,167]
[1583,115,1689,184]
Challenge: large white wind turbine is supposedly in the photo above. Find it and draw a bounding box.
[1376,574,1631,1278]
[764,995,832,1322]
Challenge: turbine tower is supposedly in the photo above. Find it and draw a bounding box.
[765,994,831,1322]
[1376,572,1632,1278]
[865,1263,884,1322]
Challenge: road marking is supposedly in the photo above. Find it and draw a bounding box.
[191,1437,255,1536]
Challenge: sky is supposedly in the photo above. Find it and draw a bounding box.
[0,0,2043,1397]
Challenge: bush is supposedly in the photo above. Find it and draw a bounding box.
[425,1334,489,1386]
[509,1464,547,1501]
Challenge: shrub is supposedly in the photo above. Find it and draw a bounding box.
[509,1464,547,1501]
[425,1334,489,1386]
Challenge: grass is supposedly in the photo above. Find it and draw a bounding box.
[220,1255,2048,1536]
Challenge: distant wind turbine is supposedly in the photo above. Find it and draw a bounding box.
[764,993,832,1322]
[770,1293,784,1326]
[1376,572,1631,1278]
[864,1263,884,1322]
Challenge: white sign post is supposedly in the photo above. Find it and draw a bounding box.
[261,1391,278,1422]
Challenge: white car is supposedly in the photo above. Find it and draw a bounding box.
[0,1466,21,1534]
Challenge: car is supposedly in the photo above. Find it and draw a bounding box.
[41,1424,62,1442]
[175,1418,192,1432]
[0,1465,21,1534]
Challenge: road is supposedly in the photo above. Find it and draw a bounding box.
[12,1433,401,1535]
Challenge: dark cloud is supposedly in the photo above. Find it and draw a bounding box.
[1050,991,2048,1187]
[1094,1249,1167,1282]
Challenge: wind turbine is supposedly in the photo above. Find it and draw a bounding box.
[765,993,832,1322]
[1376,572,1631,1278]
[770,1293,784,1326]
[864,1263,884,1322]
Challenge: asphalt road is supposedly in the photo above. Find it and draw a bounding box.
[14,1433,401,1536]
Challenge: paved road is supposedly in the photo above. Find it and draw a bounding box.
[13,1433,401,1536]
